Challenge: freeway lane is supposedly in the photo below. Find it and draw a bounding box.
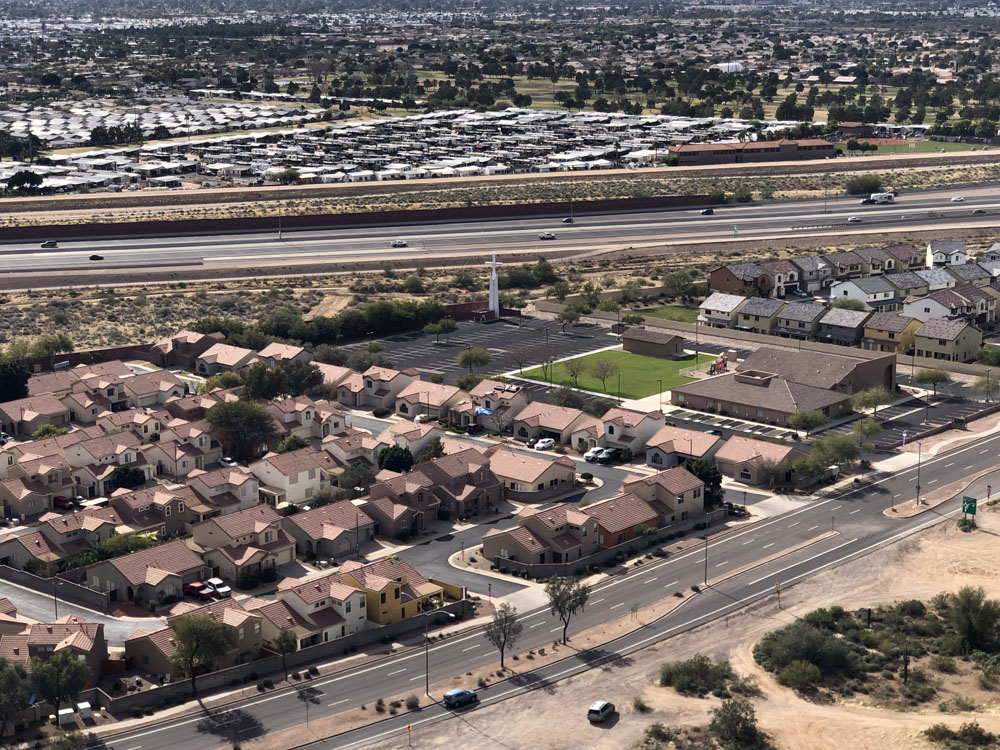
[91,428,1000,750]
[4,185,1000,274]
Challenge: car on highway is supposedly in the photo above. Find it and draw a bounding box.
[562,217,574,224]
[40,240,58,249]
[951,196,965,202]
[596,447,621,465]
[219,457,238,468]
[534,437,556,451]
[443,688,479,709]
[89,254,104,260]
[700,208,714,215]
[186,581,215,601]
[205,577,232,598]
[847,216,862,223]
[390,239,408,248]
[538,232,556,240]
[584,446,604,463]
[587,701,616,723]
[975,209,987,215]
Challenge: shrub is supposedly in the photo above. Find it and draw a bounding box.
[131,707,143,718]
[375,698,386,713]
[256,682,265,692]
[405,694,420,710]
[778,660,821,693]
[263,678,273,688]
[291,671,301,680]
[753,620,857,679]
[646,724,675,742]
[923,723,953,742]
[633,696,652,713]
[580,472,593,482]
[659,654,734,696]
[372,407,391,418]
[958,517,977,532]
[930,654,956,674]
[308,666,318,676]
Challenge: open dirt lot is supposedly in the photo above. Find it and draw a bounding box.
[356,507,1000,750]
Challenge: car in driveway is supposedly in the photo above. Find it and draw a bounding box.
[414,413,435,423]
[584,446,604,463]
[40,240,58,249]
[534,437,556,450]
[596,447,621,465]
[205,577,232,598]
[186,581,215,601]
[219,457,238,468]
[390,239,408,248]
[443,688,479,709]
[951,196,965,202]
[538,232,556,240]
[526,437,539,448]
[587,701,615,723]
[53,496,77,510]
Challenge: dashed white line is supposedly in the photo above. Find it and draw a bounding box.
[742,539,756,545]
[643,578,657,584]
[787,522,799,528]
[327,699,348,707]
[550,626,563,632]
[762,542,775,549]
[529,622,544,629]
[928,479,938,485]
[387,668,407,676]
[849,508,862,515]
[609,602,625,610]
[462,645,480,652]
[964,465,974,471]
[981,449,990,454]
[664,580,679,588]
[715,561,728,568]
[944,462,954,468]
[831,505,842,511]
[807,525,819,531]
[590,598,605,605]
[410,675,423,682]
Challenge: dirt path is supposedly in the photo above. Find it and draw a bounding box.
[357,507,1000,750]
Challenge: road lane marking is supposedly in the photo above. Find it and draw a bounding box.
[762,543,775,549]
[807,525,819,531]
[742,539,755,545]
[747,537,860,586]
[609,603,625,610]
[831,505,842,511]
[643,578,657,584]
[410,675,423,682]
[550,626,563,632]
[590,598,605,605]
[327,699,348,707]
[787,522,799,528]
[462,645,480,652]
[928,479,938,484]
[850,508,862,514]
[964,466,974,470]
[387,668,407,676]
[981,449,990,454]
[715,561,728,568]
[945,462,954,468]
[664,581,679,588]
[529,622,544,628]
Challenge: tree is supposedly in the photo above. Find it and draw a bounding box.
[199,371,243,394]
[403,275,425,294]
[483,602,523,671]
[423,322,444,343]
[913,369,951,396]
[844,174,883,195]
[31,650,89,714]
[949,586,1000,653]
[108,465,147,491]
[563,358,586,388]
[241,362,286,399]
[313,345,347,366]
[274,628,298,680]
[851,386,891,417]
[6,170,42,193]
[621,311,645,326]
[682,458,724,507]
[635,523,658,547]
[206,400,278,461]
[438,318,458,343]
[589,359,619,393]
[455,372,482,391]
[852,418,882,447]
[974,373,1000,403]
[754,457,788,488]
[30,424,70,440]
[415,438,444,463]
[347,350,392,372]
[457,347,491,373]
[545,576,590,645]
[662,269,696,297]
[170,615,228,696]
[976,346,1000,366]
[548,281,571,302]
[0,658,29,737]
[549,387,585,409]
[277,435,310,453]
[378,444,414,473]
[789,410,827,436]
[831,298,867,311]
[555,306,581,332]
[280,361,324,396]
[778,660,821,693]
[275,168,300,185]
[30,333,73,363]
[710,697,767,749]
[338,462,376,492]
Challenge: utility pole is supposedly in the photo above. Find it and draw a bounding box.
[703,536,708,584]
[355,512,361,560]
[915,441,922,506]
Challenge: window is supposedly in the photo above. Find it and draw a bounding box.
[345,600,351,613]
[380,592,386,604]
[165,506,171,517]
[400,403,409,413]
[239,627,244,640]
[289,473,299,485]
[651,453,661,465]
[308,468,316,480]
[694,487,701,498]
[178,502,185,513]
[264,531,272,543]
[617,532,625,544]
[536,483,544,491]
[394,587,400,599]
[254,622,260,634]
[607,425,615,435]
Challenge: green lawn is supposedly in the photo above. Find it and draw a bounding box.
[833,140,982,154]
[522,349,716,400]
[638,305,700,323]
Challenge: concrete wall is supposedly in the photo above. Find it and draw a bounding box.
[0,565,111,610]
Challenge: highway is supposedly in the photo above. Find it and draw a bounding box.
[3,185,999,276]
[90,428,1000,750]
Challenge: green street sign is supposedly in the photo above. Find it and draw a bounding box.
[963,496,978,515]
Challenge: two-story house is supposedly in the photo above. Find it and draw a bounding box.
[483,503,599,567]
[186,467,260,517]
[322,428,388,467]
[146,419,222,477]
[191,505,295,581]
[885,271,930,300]
[789,256,834,293]
[150,330,226,369]
[271,570,368,644]
[249,448,339,507]
[697,292,748,329]
[884,244,926,272]
[121,370,187,409]
[583,493,659,548]
[759,259,799,298]
[852,246,895,275]
[359,366,419,410]
[621,466,707,525]
[64,432,153,498]
[599,407,666,454]
[773,302,825,340]
[338,557,445,625]
[830,277,898,311]
[926,240,967,268]
[195,343,258,376]
[97,408,167,444]
[822,250,867,280]
[815,307,872,346]
[281,500,375,559]
[946,263,993,288]
[59,390,109,425]
[266,396,345,441]
[451,379,531,432]
[36,506,122,558]
[0,454,75,520]
[375,421,443,458]
[109,485,195,537]
[913,318,983,363]
[0,617,108,688]
[708,262,770,296]
[0,394,70,438]
[904,284,996,328]
[861,313,923,354]
[734,296,785,334]
[915,268,959,292]
[395,381,468,421]
[363,468,440,537]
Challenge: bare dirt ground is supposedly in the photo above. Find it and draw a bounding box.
[354,507,1000,750]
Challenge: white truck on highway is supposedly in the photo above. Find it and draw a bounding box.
[860,192,895,205]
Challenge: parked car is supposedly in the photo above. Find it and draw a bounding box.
[847,216,862,223]
[205,577,232,598]
[562,217,574,224]
[466,424,485,435]
[951,196,965,202]
[53,497,76,510]
[219,457,238,468]
[587,701,615,723]
[535,438,556,451]
[704,429,723,436]
[414,413,434,423]
[700,208,714,215]
[40,240,58,249]
[89,254,104,260]
[391,239,408,248]
[526,437,539,448]
[186,581,214,601]
[596,447,621,465]
[584,446,604,463]
[0,431,10,446]
[443,689,479,709]
[538,232,556,240]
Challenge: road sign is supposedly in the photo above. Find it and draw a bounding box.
[901,430,908,446]
[963,496,978,515]
[774,582,781,595]
[733,225,739,236]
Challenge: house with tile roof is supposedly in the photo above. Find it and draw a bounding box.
[109,484,195,536]
[0,530,63,574]
[146,419,222,477]
[0,616,108,687]
[926,240,966,268]
[257,342,313,369]
[250,448,340,507]
[27,370,80,398]
[708,262,770,297]
[733,297,786,334]
[916,267,959,292]
[830,277,899,311]
[904,284,996,328]
[885,271,930,299]
[621,327,686,358]
[851,246,895,276]
[314,363,353,390]
[697,292,749,328]
[64,431,154,498]
[489,448,577,503]
[86,539,207,605]
[645,424,724,469]
[816,307,872,346]
[395,381,468,421]
[621,466,707,525]
[375,420,443,457]
[511,402,591,445]
[862,313,923,354]
[338,558,445,625]
[361,366,419,410]
[789,256,834,293]
[125,599,264,679]
[599,407,665,454]
[151,330,225,369]
[0,394,71,437]
[736,346,895,394]
[822,250,867,280]
[274,570,369,640]
[195,343,259,376]
[59,390,109,425]
[0,598,27,638]
[0,453,76,520]
[191,505,295,582]
[266,396,345,441]
[483,502,599,567]
[758,259,800,298]
[96,408,167,444]
[773,302,825,340]
[281,500,375,559]
[884,244,926,272]
[121,370,187,409]
[185,467,260,516]
[584,493,659,548]
[322,427,388,467]
[714,436,807,486]
[163,391,226,422]
[37,506,123,557]
[945,263,992,287]
[913,318,983,363]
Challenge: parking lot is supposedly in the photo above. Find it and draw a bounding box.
[818,392,988,445]
[666,408,801,443]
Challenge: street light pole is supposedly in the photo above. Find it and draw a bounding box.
[703,536,708,584]
[420,606,456,697]
[657,378,662,413]
[915,441,922,506]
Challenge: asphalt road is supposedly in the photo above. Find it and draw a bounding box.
[4,185,999,275]
[89,427,1000,750]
